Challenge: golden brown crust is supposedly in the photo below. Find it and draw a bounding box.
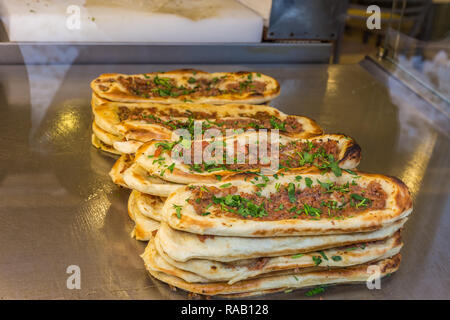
[127,190,160,241]
[108,154,134,187]
[91,133,122,155]
[156,219,405,262]
[340,141,362,166]
[91,69,280,104]
[154,230,403,284]
[143,254,401,297]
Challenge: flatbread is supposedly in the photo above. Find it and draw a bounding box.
[162,169,413,237]
[109,155,183,197]
[123,163,183,197]
[135,133,362,184]
[92,121,121,147]
[154,230,402,284]
[93,112,143,155]
[91,133,121,155]
[128,190,160,241]
[113,140,143,155]
[91,92,323,143]
[142,251,401,296]
[91,69,280,104]
[129,190,165,222]
[157,218,406,262]
[109,154,134,188]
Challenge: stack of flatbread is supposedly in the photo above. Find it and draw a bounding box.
[90,69,413,298]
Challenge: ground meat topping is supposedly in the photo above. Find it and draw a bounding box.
[183,139,340,173]
[114,73,267,99]
[187,181,387,221]
[117,107,303,135]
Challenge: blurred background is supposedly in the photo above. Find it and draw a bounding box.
[1,0,448,96]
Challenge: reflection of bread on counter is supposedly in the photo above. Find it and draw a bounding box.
[1,0,264,42]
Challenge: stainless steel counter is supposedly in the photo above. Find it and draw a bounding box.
[0,62,448,299]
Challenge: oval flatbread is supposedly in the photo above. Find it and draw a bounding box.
[162,169,412,237]
[91,69,280,104]
[135,133,361,184]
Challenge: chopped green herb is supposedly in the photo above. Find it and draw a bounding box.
[319,251,329,261]
[331,255,342,261]
[312,256,322,266]
[173,204,182,219]
[269,116,286,131]
[343,168,358,176]
[220,183,232,188]
[212,194,267,218]
[167,163,175,173]
[305,286,325,297]
[287,183,296,203]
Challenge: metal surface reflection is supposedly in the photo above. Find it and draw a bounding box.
[398,130,437,197]
[0,63,448,299]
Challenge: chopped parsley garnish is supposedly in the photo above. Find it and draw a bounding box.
[317,179,332,190]
[287,183,296,203]
[350,193,371,208]
[269,116,286,131]
[305,177,313,188]
[301,204,321,218]
[312,256,322,266]
[173,204,182,219]
[220,183,232,188]
[155,141,177,151]
[343,168,358,176]
[328,157,342,177]
[212,194,267,218]
[167,163,175,173]
[319,251,329,261]
[291,253,304,259]
[305,286,325,297]
[275,183,281,192]
[331,255,342,261]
